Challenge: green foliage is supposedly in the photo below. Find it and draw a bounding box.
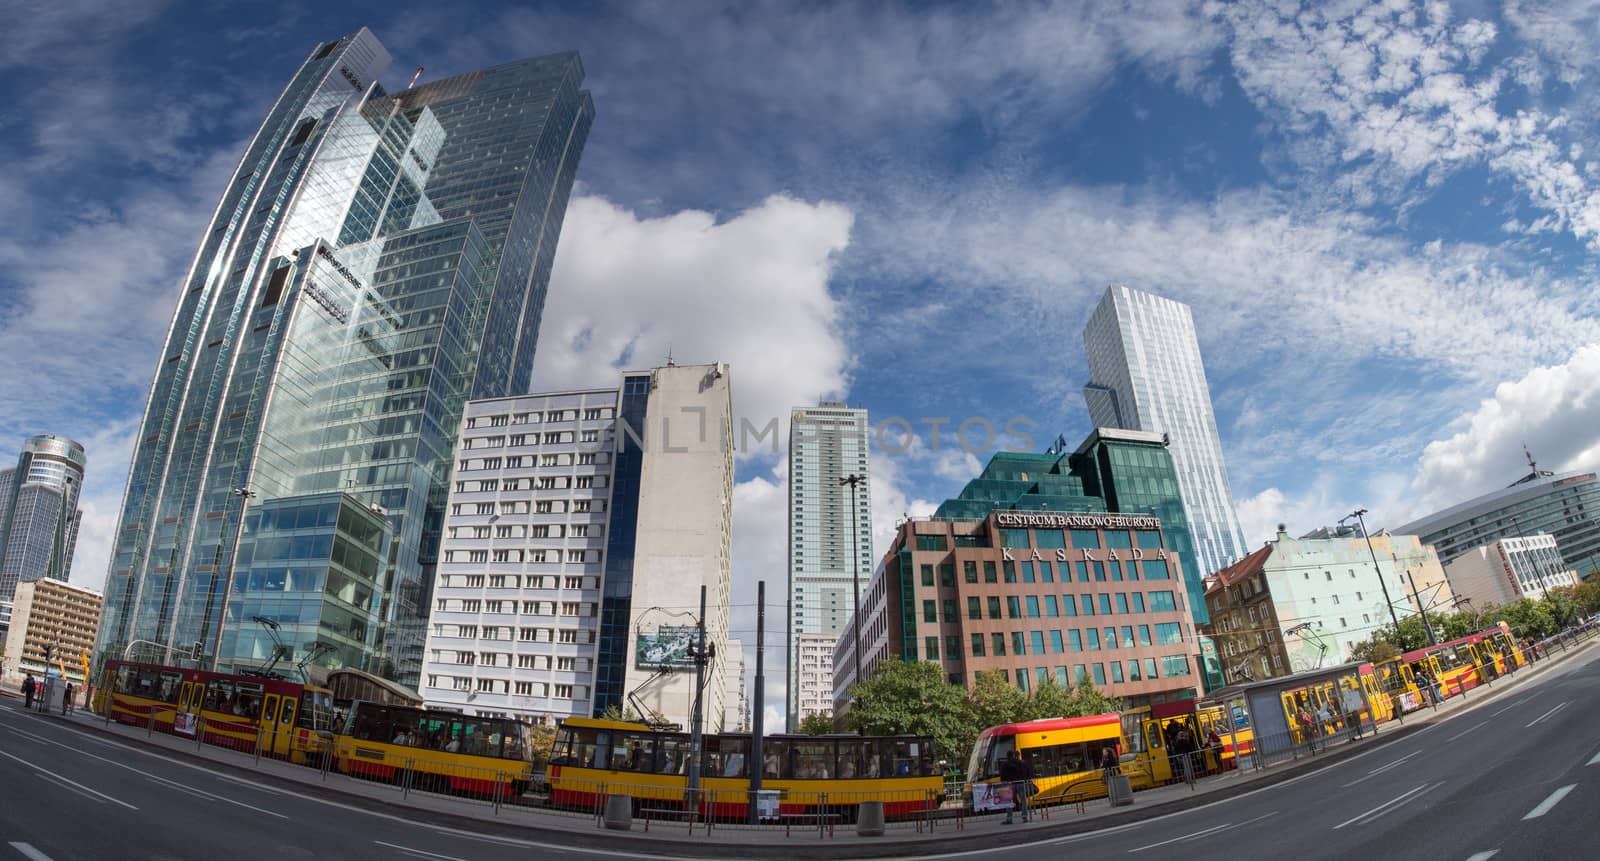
[529,722,557,767]
[798,711,836,736]
[1496,598,1557,640]
[1349,638,1400,663]
[845,660,972,763]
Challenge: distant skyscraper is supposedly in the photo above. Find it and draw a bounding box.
[0,435,87,602]
[1083,286,1248,583]
[96,29,593,685]
[786,404,871,729]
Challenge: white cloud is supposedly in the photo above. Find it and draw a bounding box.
[1221,0,1600,249]
[1503,0,1600,85]
[1412,341,1600,513]
[533,193,854,440]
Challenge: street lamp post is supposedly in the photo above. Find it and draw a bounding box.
[1347,509,1403,634]
[1405,569,1439,646]
[839,474,866,693]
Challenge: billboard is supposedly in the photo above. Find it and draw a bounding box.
[637,625,698,669]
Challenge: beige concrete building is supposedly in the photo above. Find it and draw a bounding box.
[3,578,103,684]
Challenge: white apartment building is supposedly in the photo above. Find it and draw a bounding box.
[787,404,871,729]
[1443,534,1578,609]
[420,363,733,729]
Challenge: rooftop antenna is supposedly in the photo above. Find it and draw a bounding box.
[665,345,676,367]
[1524,443,1537,474]
[407,66,425,89]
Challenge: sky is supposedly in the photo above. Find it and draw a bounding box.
[6,0,1600,725]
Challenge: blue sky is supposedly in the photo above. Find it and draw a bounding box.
[6,1,1600,708]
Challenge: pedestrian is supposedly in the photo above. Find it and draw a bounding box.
[1100,745,1120,780]
[63,683,74,715]
[1297,704,1318,753]
[1204,728,1223,770]
[998,750,1033,825]
[22,673,36,710]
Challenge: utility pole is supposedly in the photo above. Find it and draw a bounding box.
[687,584,709,804]
[839,474,866,693]
[749,580,766,824]
[1349,509,1403,634]
[1406,570,1439,646]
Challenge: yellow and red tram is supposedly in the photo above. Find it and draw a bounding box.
[332,700,536,798]
[547,717,943,820]
[103,659,335,764]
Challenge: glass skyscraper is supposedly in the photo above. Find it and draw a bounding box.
[1083,285,1248,589]
[786,404,871,729]
[0,435,87,601]
[96,28,593,686]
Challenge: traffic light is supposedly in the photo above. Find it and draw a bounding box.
[42,645,53,664]
[192,641,203,661]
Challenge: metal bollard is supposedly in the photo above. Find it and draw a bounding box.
[197,717,207,750]
[148,708,157,738]
[254,726,264,766]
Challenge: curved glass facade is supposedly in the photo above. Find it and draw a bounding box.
[96,29,593,687]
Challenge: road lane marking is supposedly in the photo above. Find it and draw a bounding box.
[1587,748,1600,767]
[1491,698,1529,717]
[1333,782,1437,830]
[40,773,106,805]
[1,726,54,745]
[1126,812,1277,853]
[0,715,286,811]
[8,842,55,861]
[0,748,137,810]
[1522,784,1576,820]
[143,773,289,819]
[1525,701,1569,728]
[1464,851,1499,861]
[373,841,466,861]
[1445,721,1488,743]
[434,831,530,847]
[1340,751,1421,787]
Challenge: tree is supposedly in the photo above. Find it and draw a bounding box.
[1350,638,1400,663]
[967,670,1026,731]
[1572,577,1600,618]
[845,660,973,763]
[1497,598,1557,640]
[598,703,671,727]
[529,722,558,768]
[1065,678,1117,716]
[798,711,836,736]
[1021,679,1073,721]
[1544,586,1584,630]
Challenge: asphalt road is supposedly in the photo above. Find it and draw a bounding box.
[2,650,1596,860]
[0,700,590,861]
[961,648,1600,861]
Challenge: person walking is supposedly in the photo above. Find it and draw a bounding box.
[63,683,74,715]
[22,673,37,710]
[998,750,1033,825]
[1297,704,1318,753]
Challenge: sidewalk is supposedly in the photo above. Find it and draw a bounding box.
[8,638,1595,859]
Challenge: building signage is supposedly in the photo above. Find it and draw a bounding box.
[637,625,698,670]
[993,511,1161,530]
[302,281,350,324]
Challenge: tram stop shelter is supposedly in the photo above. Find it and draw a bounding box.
[1200,660,1375,767]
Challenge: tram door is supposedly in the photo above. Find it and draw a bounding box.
[1142,719,1172,783]
[277,696,298,758]
[260,694,282,755]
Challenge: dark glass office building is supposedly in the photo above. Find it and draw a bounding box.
[96,28,593,686]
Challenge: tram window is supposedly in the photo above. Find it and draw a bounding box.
[204,680,233,712]
[983,736,1015,778]
[555,726,602,767]
[157,672,182,703]
[1024,745,1056,777]
[837,739,869,779]
[793,740,835,779]
[502,724,527,760]
[714,737,748,778]
[615,732,657,771]
[762,739,790,778]
[232,683,264,718]
[260,696,280,724]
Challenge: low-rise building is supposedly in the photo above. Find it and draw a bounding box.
[1205,525,1439,682]
[1442,534,1578,608]
[3,578,102,684]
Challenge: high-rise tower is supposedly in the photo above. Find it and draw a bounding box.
[96,29,593,685]
[0,435,87,601]
[786,404,871,729]
[1083,286,1246,618]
